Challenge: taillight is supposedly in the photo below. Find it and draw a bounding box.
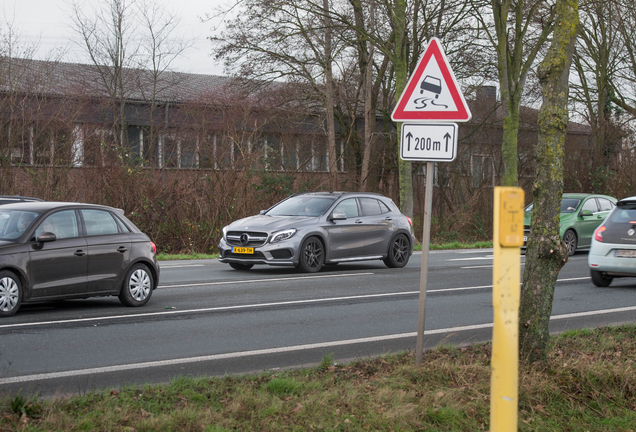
[594,226,606,242]
[150,241,157,255]
[406,216,413,227]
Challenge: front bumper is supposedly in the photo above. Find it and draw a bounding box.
[218,237,299,267]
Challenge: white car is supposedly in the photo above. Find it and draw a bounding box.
[588,196,636,286]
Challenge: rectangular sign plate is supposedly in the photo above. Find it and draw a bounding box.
[400,123,458,162]
[232,247,254,254]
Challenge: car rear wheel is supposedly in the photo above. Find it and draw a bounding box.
[0,271,21,317]
[119,263,153,307]
[590,269,613,287]
[296,236,324,273]
[563,229,577,256]
[384,234,410,268]
[229,263,254,271]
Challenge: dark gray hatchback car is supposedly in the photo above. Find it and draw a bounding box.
[218,192,416,272]
[0,202,159,317]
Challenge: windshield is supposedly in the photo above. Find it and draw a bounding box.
[266,196,337,217]
[0,210,40,241]
[525,198,582,214]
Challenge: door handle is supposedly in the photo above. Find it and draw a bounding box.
[117,246,128,253]
[74,250,85,257]
[385,217,393,221]
[355,220,363,224]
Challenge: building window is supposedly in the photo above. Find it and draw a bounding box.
[471,154,494,187]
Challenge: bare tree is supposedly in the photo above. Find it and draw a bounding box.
[69,0,191,166]
[472,0,556,187]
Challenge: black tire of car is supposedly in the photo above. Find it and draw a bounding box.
[563,229,577,256]
[229,263,254,270]
[119,263,154,307]
[590,269,613,287]
[296,236,324,273]
[384,234,410,268]
[0,270,22,317]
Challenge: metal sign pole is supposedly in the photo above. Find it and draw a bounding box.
[416,160,435,364]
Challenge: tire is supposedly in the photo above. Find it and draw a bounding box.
[296,236,324,273]
[0,271,21,317]
[119,263,153,307]
[591,269,613,287]
[229,263,254,271]
[384,234,410,268]
[563,229,577,256]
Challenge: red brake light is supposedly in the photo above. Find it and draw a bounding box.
[150,241,157,255]
[594,226,606,242]
[406,216,413,227]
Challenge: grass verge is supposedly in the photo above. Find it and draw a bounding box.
[2,325,635,431]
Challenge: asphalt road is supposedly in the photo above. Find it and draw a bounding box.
[2,249,636,397]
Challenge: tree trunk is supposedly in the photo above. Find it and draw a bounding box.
[519,0,579,363]
[324,0,338,191]
[394,0,413,217]
[359,0,375,192]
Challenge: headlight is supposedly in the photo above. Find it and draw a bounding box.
[222,226,229,240]
[270,228,296,243]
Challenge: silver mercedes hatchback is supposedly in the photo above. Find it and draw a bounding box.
[218,192,416,272]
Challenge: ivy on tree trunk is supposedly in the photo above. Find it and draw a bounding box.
[519,0,579,363]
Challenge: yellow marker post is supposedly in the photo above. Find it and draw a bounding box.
[490,186,524,432]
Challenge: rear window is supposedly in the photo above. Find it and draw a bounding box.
[608,204,636,224]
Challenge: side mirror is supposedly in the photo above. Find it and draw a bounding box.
[37,232,57,243]
[330,212,347,221]
[581,210,593,217]
[259,210,267,215]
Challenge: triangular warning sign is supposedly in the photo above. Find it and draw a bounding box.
[391,38,472,122]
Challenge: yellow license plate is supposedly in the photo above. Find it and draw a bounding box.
[233,247,254,254]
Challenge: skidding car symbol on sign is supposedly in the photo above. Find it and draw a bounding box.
[420,75,442,98]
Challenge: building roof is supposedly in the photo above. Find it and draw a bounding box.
[0,57,242,104]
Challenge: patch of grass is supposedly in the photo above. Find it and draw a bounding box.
[2,325,636,431]
[157,252,218,261]
[415,241,493,251]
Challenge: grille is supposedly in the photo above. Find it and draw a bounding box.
[226,231,268,247]
[224,251,266,259]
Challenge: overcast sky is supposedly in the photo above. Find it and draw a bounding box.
[3,0,231,75]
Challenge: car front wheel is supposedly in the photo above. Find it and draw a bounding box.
[119,263,154,307]
[0,271,21,317]
[563,229,577,256]
[590,269,613,287]
[296,236,324,273]
[384,234,410,268]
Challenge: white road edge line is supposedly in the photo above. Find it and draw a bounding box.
[0,277,592,330]
[3,304,636,385]
[158,272,374,289]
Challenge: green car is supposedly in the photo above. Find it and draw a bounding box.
[523,193,617,256]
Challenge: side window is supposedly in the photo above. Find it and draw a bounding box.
[598,198,614,212]
[360,198,383,216]
[379,201,391,214]
[582,199,599,213]
[81,209,119,236]
[113,215,132,233]
[333,199,359,218]
[35,210,79,239]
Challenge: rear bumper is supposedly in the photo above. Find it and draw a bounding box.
[588,242,636,276]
